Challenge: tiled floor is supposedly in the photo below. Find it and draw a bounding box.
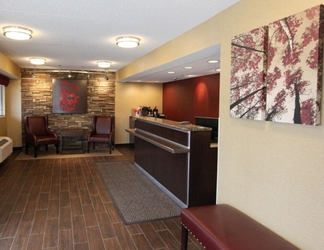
[0,145,204,250]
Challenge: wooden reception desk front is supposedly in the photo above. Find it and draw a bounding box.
[126,117,217,208]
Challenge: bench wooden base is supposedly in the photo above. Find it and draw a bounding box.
[181,204,298,250]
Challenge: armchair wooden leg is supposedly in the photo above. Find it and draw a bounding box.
[34,146,37,158]
[109,143,112,154]
[87,143,90,153]
[55,144,59,154]
[25,144,29,155]
[45,145,48,151]
[181,224,189,250]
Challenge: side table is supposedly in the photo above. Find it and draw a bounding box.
[60,129,86,154]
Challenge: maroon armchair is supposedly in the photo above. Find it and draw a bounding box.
[24,115,59,158]
[87,116,115,154]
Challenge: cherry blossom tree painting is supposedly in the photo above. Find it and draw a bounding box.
[230,26,268,120]
[266,5,324,125]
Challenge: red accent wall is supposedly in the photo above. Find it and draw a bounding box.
[0,74,9,87]
[163,74,220,123]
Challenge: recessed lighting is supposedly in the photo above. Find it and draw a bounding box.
[184,66,193,69]
[97,61,111,68]
[216,69,221,72]
[168,71,175,74]
[3,26,32,40]
[208,60,219,64]
[29,58,46,65]
[116,36,140,48]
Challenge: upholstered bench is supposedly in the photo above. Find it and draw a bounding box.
[181,204,298,250]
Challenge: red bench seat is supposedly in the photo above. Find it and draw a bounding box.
[181,204,298,250]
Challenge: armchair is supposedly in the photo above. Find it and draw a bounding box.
[24,115,59,158]
[87,116,115,154]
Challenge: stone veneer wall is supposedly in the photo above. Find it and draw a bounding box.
[21,70,115,145]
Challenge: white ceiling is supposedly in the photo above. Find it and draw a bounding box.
[0,0,239,82]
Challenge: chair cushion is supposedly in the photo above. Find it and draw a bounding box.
[95,117,112,135]
[28,117,47,135]
[181,204,298,250]
[88,134,111,143]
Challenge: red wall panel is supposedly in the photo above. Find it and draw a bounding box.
[163,74,220,123]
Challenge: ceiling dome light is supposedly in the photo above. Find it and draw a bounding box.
[97,61,111,68]
[29,58,46,65]
[3,26,32,40]
[208,60,219,64]
[116,36,140,48]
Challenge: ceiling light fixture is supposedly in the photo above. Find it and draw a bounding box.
[97,61,111,68]
[116,36,140,48]
[29,58,46,65]
[3,26,33,40]
[184,66,193,69]
[208,60,219,64]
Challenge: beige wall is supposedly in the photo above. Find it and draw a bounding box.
[6,80,22,147]
[115,81,162,144]
[117,0,324,249]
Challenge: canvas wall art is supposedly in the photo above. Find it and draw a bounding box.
[266,5,324,125]
[52,79,87,114]
[230,26,268,120]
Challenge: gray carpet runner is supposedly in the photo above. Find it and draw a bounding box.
[96,161,181,224]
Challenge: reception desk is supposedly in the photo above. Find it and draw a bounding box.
[126,116,217,208]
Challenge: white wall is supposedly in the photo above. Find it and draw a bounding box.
[115,81,163,144]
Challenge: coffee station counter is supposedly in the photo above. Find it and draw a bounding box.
[126,116,217,208]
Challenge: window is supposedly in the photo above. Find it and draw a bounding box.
[0,85,5,117]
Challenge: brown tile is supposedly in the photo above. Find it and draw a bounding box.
[87,182,99,195]
[12,194,29,213]
[157,230,180,249]
[126,223,143,235]
[47,199,59,218]
[37,192,49,210]
[60,178,69,191]
[59,229,73,250]
[71,197,83,216]
[0,204,13,224]
[60,207,72,230]
[97,187,112,203]
[0,238,14,250]
[22,200,37,222]
[27,234,44,250]
[31,209,47,234]
[28,185,41,202]
[140,222,167,249]
[74,242,90,250]
[79,190,92,205]
[44,218,59,248]
[103,237,122,250]
[50,184,60,200]
[90,195,106,214]
[59,191,70,207]
[1,212,23,238]
[83,204,98,227]
[132,233,153,250]
[87,226,106,250]
[72,215,87,244]
[112,222,136,250]
[103,202,122,224]
[96,212,115,239]
[11,220,33,250]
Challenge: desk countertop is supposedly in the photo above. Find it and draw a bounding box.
[132,116,212,132]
